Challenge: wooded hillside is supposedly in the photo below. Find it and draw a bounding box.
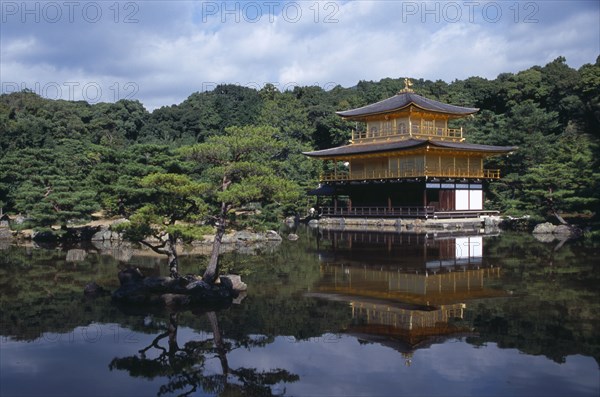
[1,56,599,229]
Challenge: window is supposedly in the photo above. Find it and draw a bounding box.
[423,119,434,134]
[398,121,407,134]
[383,121,392,135]
[389,158,399,176]
[455,189,483,210]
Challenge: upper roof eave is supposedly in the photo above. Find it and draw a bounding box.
[336,92,479,120]
[302,139,517,159]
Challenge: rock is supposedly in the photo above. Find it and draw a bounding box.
[32,230,58,242]
[66,249,88,262]
[14,215,27,225]
[219,234,235,244]
[232,291,247,305]
[91,228,108,241]
[91,228,122,242]
[185,279,211,291]
[112,268,244,307]
[284,216,296,225]
[222,274,247,291]
[19,229,33,239]
[533,222,556,234]
[65,225,101,241]
[266,230,282,241]
[118,267,145,286]
[533,233,556,243]
[532,222,583,241]
[234,230,258,242]
[143,276,175,292]
[308,219,319,227]
[84,282,106,296]
[0,227,13,240]
[484,216,500,227]
[287,233,299,241]
[111,246,134,262]
[161,293,191,306]
[553,225,572,235]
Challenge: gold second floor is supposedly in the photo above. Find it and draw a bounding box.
[320,150,500,182]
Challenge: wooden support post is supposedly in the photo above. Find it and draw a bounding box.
[467,155,470,177]
[453,156,456,177]
[480,158,483,177]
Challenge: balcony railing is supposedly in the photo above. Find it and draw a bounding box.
[321,167,500,182]
[352,125,463,143]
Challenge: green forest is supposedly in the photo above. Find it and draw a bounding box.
[1,56,599,232]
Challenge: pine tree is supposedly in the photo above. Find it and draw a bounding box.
[180,125,300,284]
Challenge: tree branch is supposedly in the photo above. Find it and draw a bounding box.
[139,238,168,255]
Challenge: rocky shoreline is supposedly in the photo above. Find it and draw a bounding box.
[0,216,587,250]
[0,218,287,261]
[531,221,582,242]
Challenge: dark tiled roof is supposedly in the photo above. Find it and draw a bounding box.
[304,139,427,158]
[336,92,479,119]
[303,139,517,158]
[432,141,517,152]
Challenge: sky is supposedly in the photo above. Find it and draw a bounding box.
[1,0,598,111]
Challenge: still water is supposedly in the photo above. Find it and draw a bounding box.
[1,227,599,397]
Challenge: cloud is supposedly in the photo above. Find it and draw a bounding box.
[1,0,598,110]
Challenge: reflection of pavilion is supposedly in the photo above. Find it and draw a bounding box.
[313,231,508,352]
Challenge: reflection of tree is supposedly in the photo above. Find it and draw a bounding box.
[467,232,600,366]
[109,310,299,397]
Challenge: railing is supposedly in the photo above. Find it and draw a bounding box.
[320,167,501,182]
[351,302,467,330]
[320,207,499,219]
[424,168,501,179]
[352,125,463,142]
[321,206,435,218]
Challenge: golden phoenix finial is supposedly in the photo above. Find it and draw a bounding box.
[399,78,414,93]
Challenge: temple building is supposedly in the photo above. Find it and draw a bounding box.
[304,81,517,218]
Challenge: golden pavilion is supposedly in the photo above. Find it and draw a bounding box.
[304,81,516,218]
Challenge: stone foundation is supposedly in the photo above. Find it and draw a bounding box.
[315,216,501,234]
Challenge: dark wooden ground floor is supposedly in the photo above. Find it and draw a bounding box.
[311,180,490,217]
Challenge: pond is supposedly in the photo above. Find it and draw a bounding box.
[1,227,599,397]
